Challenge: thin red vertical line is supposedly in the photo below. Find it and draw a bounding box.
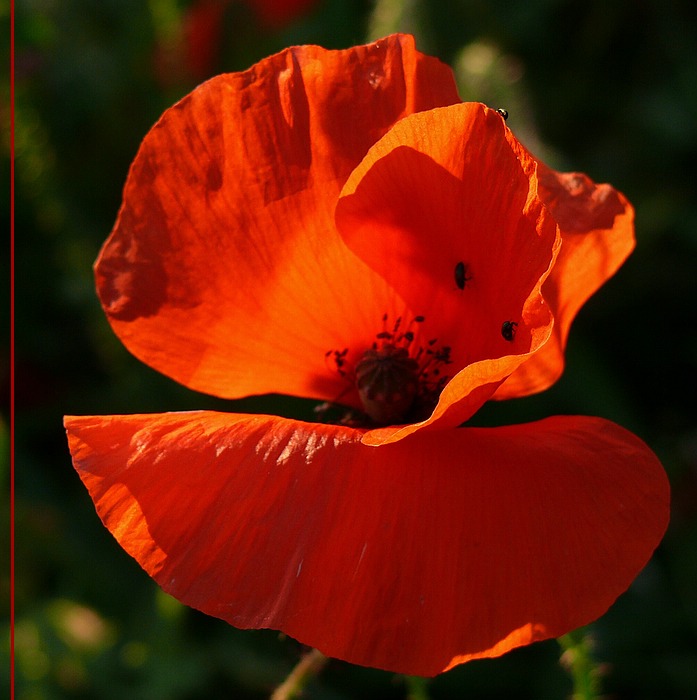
[10,0,16,697]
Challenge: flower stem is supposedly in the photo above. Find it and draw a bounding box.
[270,648,328,700]
[404,675,431,700]
[558,629,604,700]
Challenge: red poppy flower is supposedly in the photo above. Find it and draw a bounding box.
[65,34,669,676]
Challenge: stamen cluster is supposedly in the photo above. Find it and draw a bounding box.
[325,315,452,427]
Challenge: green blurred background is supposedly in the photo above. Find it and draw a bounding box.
[8,0,697,697]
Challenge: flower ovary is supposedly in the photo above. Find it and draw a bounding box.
[355,346,420,426]
[325,315,453,427]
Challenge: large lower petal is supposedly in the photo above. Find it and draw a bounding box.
[96,34,460,403]
[65,411,668,676]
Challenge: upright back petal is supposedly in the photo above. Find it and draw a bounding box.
[96,35,461,402]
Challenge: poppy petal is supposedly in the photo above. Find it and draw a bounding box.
[496,162,635,398]
[336,103,560,439]
[65,411,668,676]
[96,35,461,403]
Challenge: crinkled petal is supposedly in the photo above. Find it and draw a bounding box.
[65,411,669,676]
[335,103,560,442]
[96,34,460,403]
[496,159,635,398]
